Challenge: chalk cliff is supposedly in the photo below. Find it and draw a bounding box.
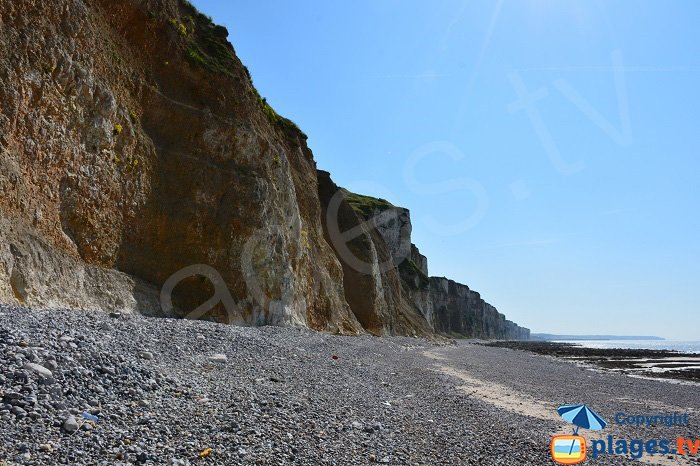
[317,171,433,337]
[318,172,529,339]
[0,0,528,339]
[0,0,360,333]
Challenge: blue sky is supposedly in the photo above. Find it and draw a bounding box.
[191,0,699,339]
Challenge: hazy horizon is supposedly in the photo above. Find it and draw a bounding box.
[191,0,699,340]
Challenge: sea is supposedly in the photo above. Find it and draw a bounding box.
[554,340,700,354]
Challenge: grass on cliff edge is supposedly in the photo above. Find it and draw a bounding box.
[175,0,306,142]
[341,189,430,287]
[341,189,395,219]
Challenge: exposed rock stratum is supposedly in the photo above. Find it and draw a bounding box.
[0,0,529,340]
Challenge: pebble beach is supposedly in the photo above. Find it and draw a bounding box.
[1,305,698,465]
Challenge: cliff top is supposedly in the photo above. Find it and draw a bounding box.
[340,189,397,219]
[174,0,307,141]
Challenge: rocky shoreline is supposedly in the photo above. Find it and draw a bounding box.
[1,306,697,465]
[484,341,700,383]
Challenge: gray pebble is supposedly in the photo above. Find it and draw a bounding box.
[208,354,227,364]
[63,415,79,433]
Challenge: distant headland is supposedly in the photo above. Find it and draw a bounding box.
[531,334,665,341]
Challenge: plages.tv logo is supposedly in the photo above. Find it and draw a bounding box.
[551,404,607,464]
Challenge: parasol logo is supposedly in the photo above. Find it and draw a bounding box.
[551,404,608,465]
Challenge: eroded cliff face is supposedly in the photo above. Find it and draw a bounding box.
[426,278,529,340]
[317,174,530,339]
[0,0,528,339]
[317,170,432,337]
[0,0,361,333]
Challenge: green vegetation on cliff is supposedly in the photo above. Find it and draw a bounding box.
[341,189,395,219]
[175,1,234,76]
[175,0,306,142]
